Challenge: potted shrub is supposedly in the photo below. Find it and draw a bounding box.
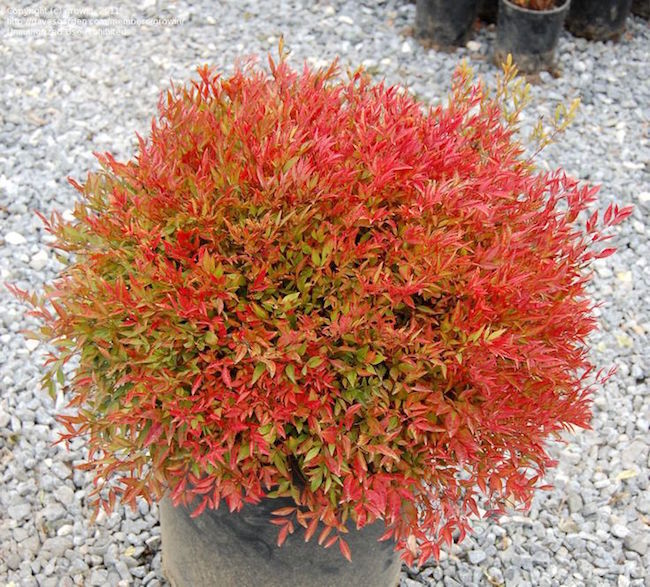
[415,0,480,47]
[10,52,633,586]
[494,0,571,73]
[566,0,634,41]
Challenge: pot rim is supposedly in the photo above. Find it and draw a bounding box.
[500,0,570,15]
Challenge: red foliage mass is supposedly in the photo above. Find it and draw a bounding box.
[11,55,632,564]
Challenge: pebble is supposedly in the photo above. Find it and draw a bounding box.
[42,502,67,522]
[57,525,74,537]
[611,524,630,539]
[4,231,27,245]
[24,339,40,351]
[29,250,49,270]
[467,549,487,564]
[567,492,583,514]
[89,569,109,586]
[54,485,76,506]
[8,503,31,521]
[41,536,73,557]
[623,533,648,555]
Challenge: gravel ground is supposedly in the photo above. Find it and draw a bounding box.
[1,2,648,586]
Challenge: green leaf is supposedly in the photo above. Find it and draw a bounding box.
[322,239,334,260]
[283,155,299,173]
[468,325,485,344]
[370,353,386,365]
[237,444,250,462]
[45,377,56,400]
[286,364,296,384]
[310,470,323,492]
[304,445,320,463]
[485,327,507,342]
[251,363,266,385]
[251,302,268,319]
[282,292,300,305]
[356,345,369,362]
[307,356,324,369]
[272,452,289,477]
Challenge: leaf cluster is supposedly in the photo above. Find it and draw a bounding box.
[510,0,559,10]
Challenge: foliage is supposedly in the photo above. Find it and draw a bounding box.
[10,51,632,565]
[510,0,559,10]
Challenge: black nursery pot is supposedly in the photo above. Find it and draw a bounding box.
[159,496,401,587]
[495,0,571,74]
[566,0,634,40]
[415,0,480,47]
[478,0,499,23]
[632,0,650,19]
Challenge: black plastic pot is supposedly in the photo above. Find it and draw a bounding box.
[478,0,499,23]
[415,0,480,47]
[632,0,650,19]
[159,496,401,587]
[494,0,570,74]
[566,0,634,40]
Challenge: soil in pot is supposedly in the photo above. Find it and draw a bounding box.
[494,0,571,74]
[159,496,402,587]
[566,0,634,40]
[415,0,480,47]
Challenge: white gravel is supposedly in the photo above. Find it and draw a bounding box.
[1,2,648,586]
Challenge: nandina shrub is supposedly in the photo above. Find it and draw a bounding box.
[511,0,559,10]
[12,53,632,565]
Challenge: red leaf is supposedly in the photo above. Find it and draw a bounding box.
[586,209,598,233]
[323,535,339,549]
[277,523,290,547]
[143,423,162,447]
[304,516,319,542]
[190,496,209,518]
[610,205,634,226]
[271,506,297,516]
[221,366,233,388]
[603,203,613,225]
[595,247,617,259]
[191,375,203,395]
[318,526,333,546]
[339,537,352,562]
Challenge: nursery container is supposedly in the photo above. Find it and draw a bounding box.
[495,0,570,73]
[415,0,480,46]
[566,0,634,40]
[478,0,499,23]
[632,0,650,18]
[160,496,401,587]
